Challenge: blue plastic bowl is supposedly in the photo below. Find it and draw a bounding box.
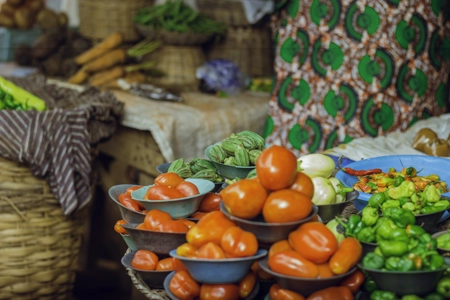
[335,155,450,221]
[169,249,267,284]
[131,179,215,219]
[163,271,261,300]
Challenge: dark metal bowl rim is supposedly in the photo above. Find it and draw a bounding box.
[121,223,186,236]
[358,263,447,274]
[169,249,267,262]
[109,184,146,216]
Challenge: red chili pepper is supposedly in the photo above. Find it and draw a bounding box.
[338,156,382,176]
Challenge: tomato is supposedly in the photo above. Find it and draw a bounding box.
[270,283,281,299]
[136,223,150,230]
[268,250,319,278]
[339,270,365,295]
[277,289,306,300]
[190,211,207,220]
[199,283,239,300]
[154,172,185,188]
[169,270,200,300]
[305,286,353,300]
[114,219,127,234]
[144,185,186,200]
[126,185,143,197]
[196,242,226,259]
[143,209,172,230]
[118,193,141,212]
[181,219,196,228]
[256,145,298,190]
[220,226,258,258]
[288,222,338,264]
[156,257,174,271]
[176,243,198,258]
[186,211,236,247]
[131,250,159,271]
[316,263,334,279]
[263,189,313,223]
[198,192,222,212]
[269,240,293,258]
[289,172,314,199]
[172,258,188,272]
[176,181,200,197]
[156,219,190,233]
[328,238,362,275]
[220,179,268,219]
[238,272,256,298]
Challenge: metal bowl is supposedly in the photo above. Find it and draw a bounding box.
[169,249,267,284]
[205,145,255,180]
[109,184,146,224]
[121,234,138,251]
[121,224,186,255]
[163,271,260,300]
[131,179,215,219]
[220,202,318,247]
[121,251,171,289]
[156,162,224,193]
[431,230,450,266]
[258,256,357,297]
[316,190,360,223]
[358,264,446,296]
[415,209,447,233]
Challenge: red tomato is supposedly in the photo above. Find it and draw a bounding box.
[198,192,222,212]
[339,269,365,294]
[180,219,196,228]
[176,181,200,197]
[262,189,313,223]
[172,258,188,272]
[156,219,190,233]
[143,209,172,230]
[196,242,226,259]
[144,185,186,200]
[136,223,150,230]
[131,250,159,270]
[268,240,293,258]
[256,145,298,190]
[289,172,314,199]
[317,263,335,279]
[238,272,257,299]
[220,226,258,258]
[118,193,140,212]
[154,172,185,188]
[169,270,200,300]
[156,257,174,271]
[268,250,319,278]
[199,283,240,300]
[114,220,127,235]
[220,179,268,219]
[176,243,198,258]
[277,289,306,300]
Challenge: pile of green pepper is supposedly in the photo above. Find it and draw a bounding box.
[0,76,46,111]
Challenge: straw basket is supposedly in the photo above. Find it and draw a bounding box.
[196,0,249,26]
[204,26,274,77]
[78,0,154,42]
[0,157,90,300]
[146,45,206,92]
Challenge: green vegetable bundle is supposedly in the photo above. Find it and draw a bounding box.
[0,77,46,111]
[134,0,227,35]
[168,158,223,183]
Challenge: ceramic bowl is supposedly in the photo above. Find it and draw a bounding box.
[131,179,215,219]
[121,251,171,289]
[316,190,360,223]
[109,184,146,224]
[169,249,267,284]
[121,224,186,255]
[205,145,255,180]
[335,155,450,222]
[220,202,318,247]
[358,264,446,296]
[156,162,224,193]
[258,256,357,297]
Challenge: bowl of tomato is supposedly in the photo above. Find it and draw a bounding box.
[219,202,318,247]
[205,145,255,180]
[258,256,358,297]
[121,250,172,289]
[131,179,215,219]
[109,184,148,223]
[169,249,268,284]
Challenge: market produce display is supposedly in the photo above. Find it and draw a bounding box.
[0,76,46,110]
[167,158,223,183]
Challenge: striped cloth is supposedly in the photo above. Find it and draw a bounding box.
[0,75,123,215]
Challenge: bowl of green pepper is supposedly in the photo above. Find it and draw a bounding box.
[432,230,450,266]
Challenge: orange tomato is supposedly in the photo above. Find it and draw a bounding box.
[169,270,201,300]
[277,289,306,300]
[289,172,314,199]
[154,172,185,188]
[181,219,196,228]
[199,283,239,300]
[136,223,149,230]
[263,189,313,223]
[156,257,174,271]
[328,238,362,275]
[191,211,207,220]
[339,269,365,295]
[144,185,186,200]
[269,240,293,258]
[176,243,198,258]
[119,193,141,212]
[270,283,281,299]
[126,185,143,197]
[220,179,268,219]
[305,286,353,300]
[196,242,226,259]
[156,219,190,233]
[114,220,127,234]
[256,145,298,190]
[176,181,200,197]
[143,209,172,230]
[316,263,334,279]
[186,211,236,247]
[220,226,258,258]
[198,192,222,212]
[288,222,338,264]
[131,250,159,271]
[172,258,188,272]
[268,250,319,279]
[238,272,256,298]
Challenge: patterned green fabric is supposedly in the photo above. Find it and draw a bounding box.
[265,0,450,155]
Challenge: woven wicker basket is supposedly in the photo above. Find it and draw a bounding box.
[0,157,90,300]
[78,0,154,42]
[196,0,249,26]
[204,26,274,77]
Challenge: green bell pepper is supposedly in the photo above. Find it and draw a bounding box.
[341,214,361,237]
[376,218,398,240]
[388,181,416,199]
[418,234,437,251]
[363,252,385,269]
[374,246,384,257]
[436,232,450,250]
[364,276,379,293]
[402,202,416,211]
[424,293,445,300]
[353,220,367,237]
[389,228,410,244]
[370,290,400,300]
[394,176,405,187]
[363,206,380,226]
[421,185,441,203]
[422,252,446,270]
[383,207,416,228]
[379,240,409,257]
[382,200,401,210]
[358,227,376,243]
[436,276,450,298]
[385,256,401,270]
[434,200,450,209]
[405,224,426,239]
[369,192,387,208]
[397,256,415,271]
[421,205,447,215]
[401,295,424,300]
